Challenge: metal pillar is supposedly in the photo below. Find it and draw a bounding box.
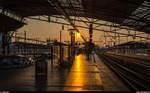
[2,31,9,55]
[89,24,93,44]
[2,32,6,55]
[24,31,26,43]
[68,45,71,64]
[89,24,93,54]
[71,31,75,62]
[7,34,9,55]
[59,30,63,65]
[51,46,53,68]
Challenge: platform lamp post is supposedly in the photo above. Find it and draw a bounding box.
[68,29,76,63]
[24,31,26,43]
[59,25,64,66]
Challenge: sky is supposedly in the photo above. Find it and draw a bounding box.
[18,19,64,41]
[18,18,104,45]
[17,17,145,47]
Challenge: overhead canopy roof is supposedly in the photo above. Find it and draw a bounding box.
[0,14,24,32]
[0,0,150,33]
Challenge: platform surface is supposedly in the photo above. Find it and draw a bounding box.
[0,54,129,91]
[93,53,129,91]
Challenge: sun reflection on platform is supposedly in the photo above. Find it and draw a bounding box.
[64,55,85,91]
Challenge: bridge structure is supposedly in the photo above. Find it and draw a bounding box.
[0,0,150,91]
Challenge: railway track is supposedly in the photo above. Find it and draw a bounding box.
[97,53,150,91]
[107,53,150,67]
[106,53,150,78]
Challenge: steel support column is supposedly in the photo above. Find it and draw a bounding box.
[2,30,9,55]
[71,31,75,62]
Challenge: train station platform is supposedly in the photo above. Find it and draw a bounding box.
[106,52,150,62]
[92,53,129,91]
[0,54,129,91]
